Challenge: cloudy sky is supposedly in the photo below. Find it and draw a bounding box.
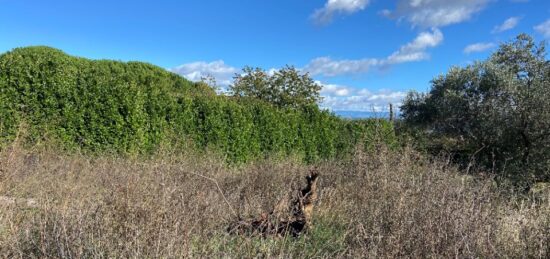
[1,0,549,111]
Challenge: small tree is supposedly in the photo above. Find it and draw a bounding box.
[229,66,322,108]
[401,34,550,184]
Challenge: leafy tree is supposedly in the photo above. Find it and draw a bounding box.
[229,66,322,108]
[401,34,550,183]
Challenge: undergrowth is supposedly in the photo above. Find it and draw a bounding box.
[0,143,548,258]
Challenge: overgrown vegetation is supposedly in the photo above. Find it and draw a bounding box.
[0,143,547,257]
[0,46,395,163]
[401,34,550,185]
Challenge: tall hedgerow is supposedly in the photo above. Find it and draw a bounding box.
[0,46,396,163]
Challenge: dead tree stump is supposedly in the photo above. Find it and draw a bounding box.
[228,169,319,237]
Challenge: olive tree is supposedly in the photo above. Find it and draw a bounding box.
[401,34,550,183]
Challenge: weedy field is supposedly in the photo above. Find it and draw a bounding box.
[0,142,548,258]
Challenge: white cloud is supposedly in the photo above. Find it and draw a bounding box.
[316,81,407,111]
[171,60,238,86]
[534,19,550,39]
[386,0,491,28]
[319,82,354,97]
[492,16,520,33]
[305,57,380,76]
[463,42,496,54]
[311,0,370,25]
[304,28,443,76]
[385,28,443,64]
[321,88,408,112]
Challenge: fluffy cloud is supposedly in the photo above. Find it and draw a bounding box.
[171,60,238,86]
[385,28,443,64]
[319,82,354,97]
[312,0,370,25]
[316,81,407,111]
[321,88,408,112]
[534,19,550,39]
[385,0,490,28]
[492,16,521,33]
[463,42,496,54]
[304,28,443,76]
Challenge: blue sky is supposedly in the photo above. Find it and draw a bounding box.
[1,0,550,111]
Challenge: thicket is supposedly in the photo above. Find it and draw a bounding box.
[0,46,396,163]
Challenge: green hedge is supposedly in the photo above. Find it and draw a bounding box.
[0,46,396,163]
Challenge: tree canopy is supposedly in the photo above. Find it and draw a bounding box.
[229,66,322,108]
[401,34,550,183]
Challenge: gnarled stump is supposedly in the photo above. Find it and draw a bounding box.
[228,169,319,237]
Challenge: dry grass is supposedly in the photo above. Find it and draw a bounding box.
[0,144,548,258]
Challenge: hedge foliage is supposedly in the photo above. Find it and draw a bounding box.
[0,46,396,163]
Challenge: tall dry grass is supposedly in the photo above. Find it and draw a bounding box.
[0,143,548,258]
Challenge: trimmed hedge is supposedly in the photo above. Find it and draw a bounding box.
[0,46,396,163]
